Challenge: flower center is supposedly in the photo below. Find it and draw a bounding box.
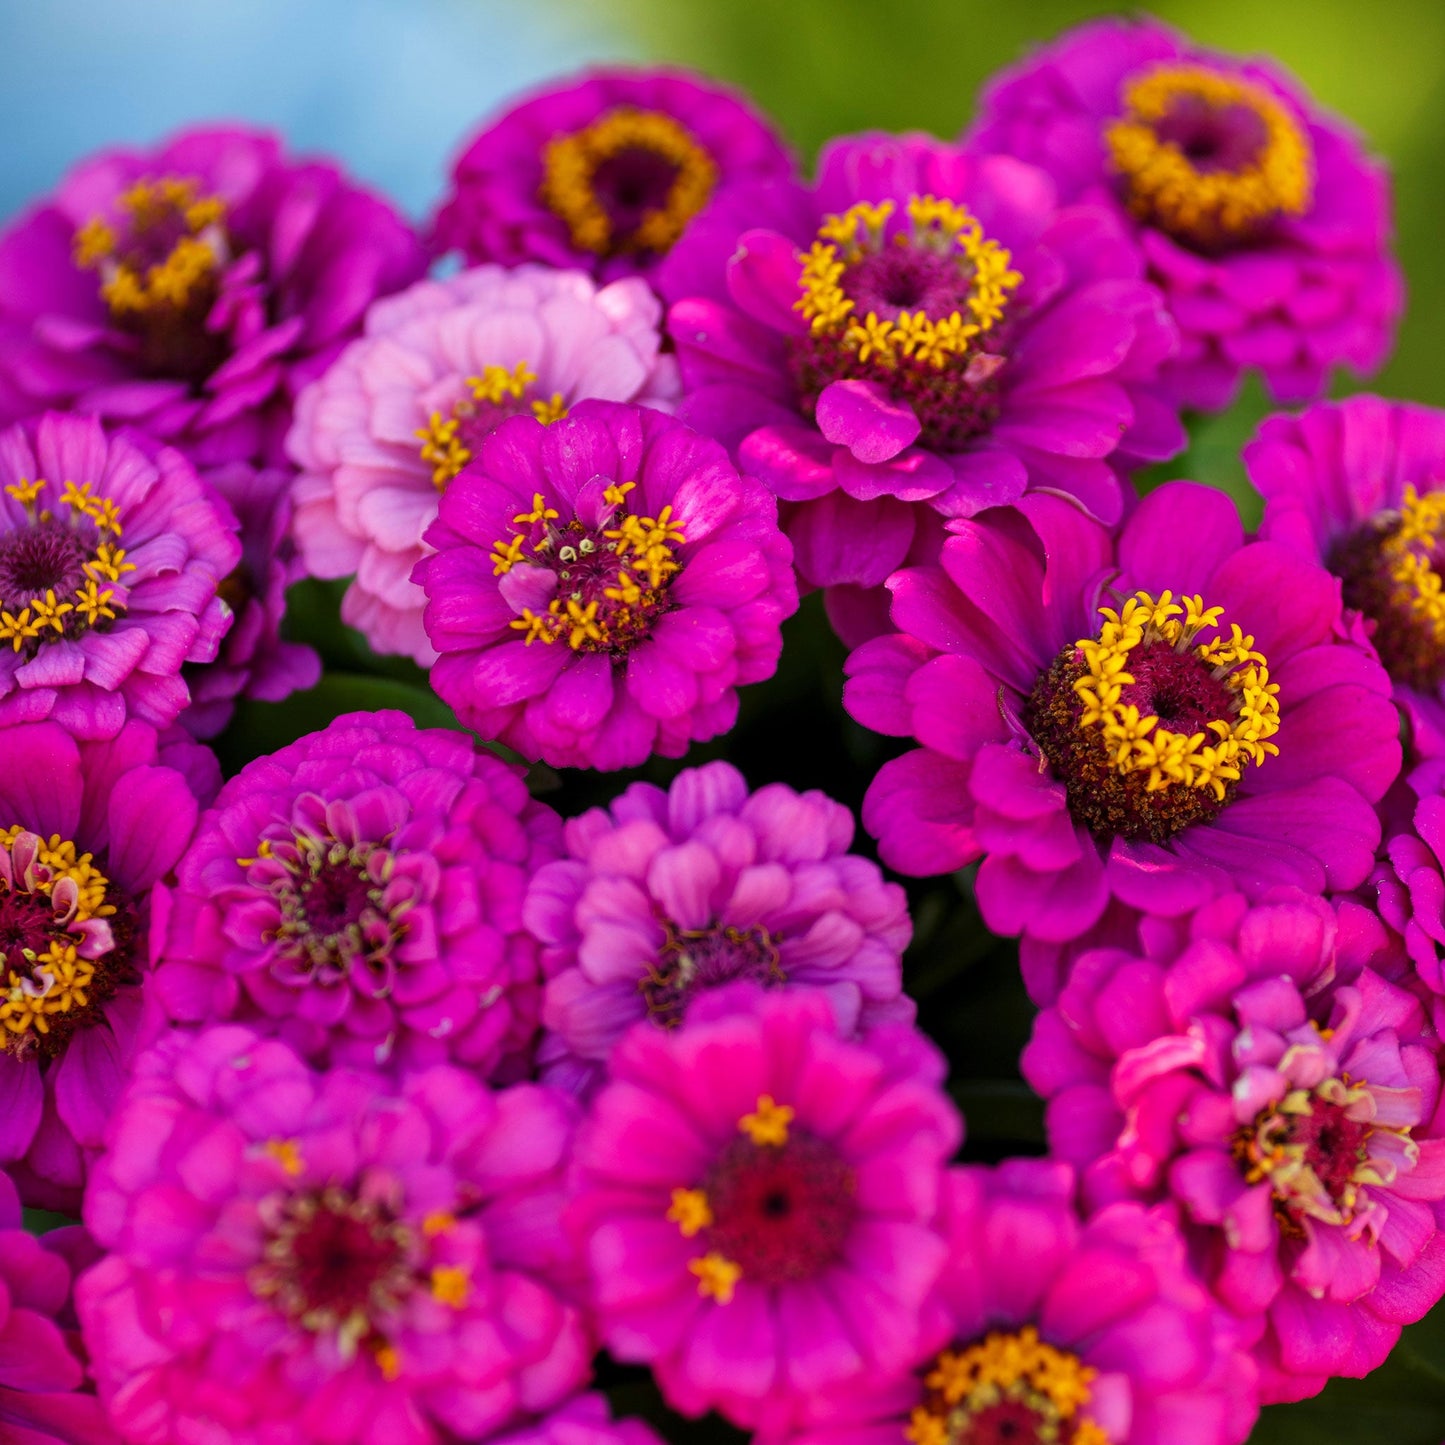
[1331,483,1445,690]
[415,362,568,490]
[0,827,132,1059]
[0,478,133,655]
[1233,1071,1411,1233]
[539,106,717,257]
[790,196,1021,451]
[667,1094,856,1297]
[497,478,685,654]
[74,175,232,379]
[1105,65,1313,250]
[640,921,783,1027]
[1025,589,1281,844]
[905,1329,1111,1445]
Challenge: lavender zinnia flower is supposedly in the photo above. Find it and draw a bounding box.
[524,759,913,1095]
[0,719,207,1211]
[0,125,426,471]
[416,401,798,772]
[1023,889,1445,1402]
[431,68,795,282]
[152,710,562,1079]
[569,986,961,1433]
[78,1025,588,1445]
[845,484,1399,944]
[660,131,1182,590]
[965,17,1402,410]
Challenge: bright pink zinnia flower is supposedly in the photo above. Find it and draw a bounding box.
[0,720,207,1211]
[78,1025,588,1445]
[845,483,1399,945]
[569,986,961,1432]
[289,264,680,665]
[431,68,796,282]
[525,759,913,1095]
[0,126,426,471]
[777,1159,1258,1445]
[417,401,798,771]
[1023,888,1445,1402]
[965,17,1402,410]
[151,709,561,1079]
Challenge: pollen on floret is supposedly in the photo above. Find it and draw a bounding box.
[739,1094,795,1146]
[667,1187,714,1237]
[688,1251,742,1303]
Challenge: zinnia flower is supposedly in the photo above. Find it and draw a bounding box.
[1022,889,1445,1402]
[1248,393,1445,757]
[845,484,1399,944]
[965,17,1401,410]
[0,126,426,471]
[289,264,679,665]
[569,986,961,1432]
[152,710,562,1079]
[660,131,1182,589]
[0,1168,117,1444]
[183,461,321,736]
[486,1393,664,1445]
[778,1160,1258,1445]
[416,401,798,771]
[524,759,913,1095]
[431,68,795,282]
[0,719,206,1211]
[0,413,239,739]
[78,1025,588,1445]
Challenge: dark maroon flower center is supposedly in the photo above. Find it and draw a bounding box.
[701,1130,856,1285]
[1293,1101,1373,1201]
[1151,94,1271,174]
[591,146,683,242]
[641,921,783,1027]
[0,520,90,604]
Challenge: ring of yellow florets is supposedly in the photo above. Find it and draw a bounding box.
[905,1328,1112,1445]
[415,362,568,491]
[539,107,717,257]
[1105,65,1313,249]
[498,480,686,654]
[0,478,132,654]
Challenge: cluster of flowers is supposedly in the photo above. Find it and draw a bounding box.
[4,13,1445,1445]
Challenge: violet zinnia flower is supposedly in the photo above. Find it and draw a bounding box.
[845,484,1400,945]
[416,401,798,771]
[0,1168,117,1444]
[183,461,321,737]
[152,710,561,1079]
[660,131,1182,589]
[524,759,913,1095]
[431,68,795,282]
[486,1393,665,1445]
[779,1160,1258,1445]
[1022,888,1445,1402]
[965,17,1401,411]
[0,413,239,739]
[1248,394,1445,757]
[289,264,680,665]
[1375,756,1445,1000]
[0,126,426,471]
[0,719,204,1211]
[78,1025,588,1445]
[569,986,961,1432]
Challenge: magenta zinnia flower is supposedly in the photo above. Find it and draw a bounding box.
[569,986,961,1432]
[660,131,1182,589]
[779,1159,1258,1445]
[78,1025,588,1445]
[289,264,680,665]
[524,759,913,1095]
[0,126,426,471]
[152,709,561,1079]
[431,68,795,282]
[965,17,1401,410]
[1248,394,1445,758]
[417,401,798,771]
[845,484,1399,944]
[0,413,239,739]
[1022,889,1445,1402]
[0,719,205,1211]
